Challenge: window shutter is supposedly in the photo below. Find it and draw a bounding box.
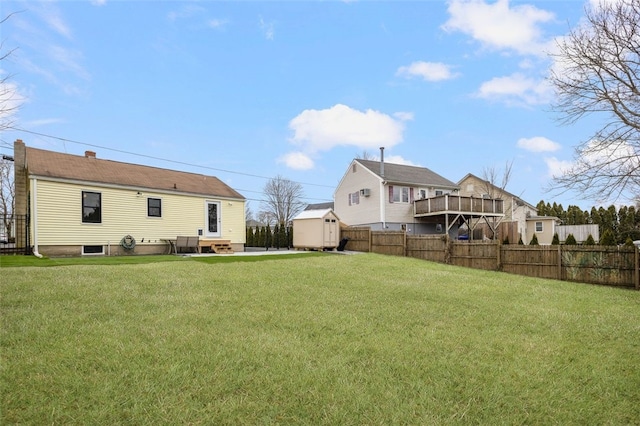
[389,186,394,203]
[410,188,414,203]
[348,193,352,206]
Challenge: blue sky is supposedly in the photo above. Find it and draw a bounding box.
[1,0,612,212]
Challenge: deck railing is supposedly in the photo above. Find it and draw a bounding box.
[414,194,504,216]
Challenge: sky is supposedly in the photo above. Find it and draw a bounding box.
[0,0,621,213]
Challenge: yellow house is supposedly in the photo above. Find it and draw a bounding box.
[525,215,562,245]
[13,140,246,257]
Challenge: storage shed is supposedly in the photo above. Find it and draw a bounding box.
[292,208,340,250]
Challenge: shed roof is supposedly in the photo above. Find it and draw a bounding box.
[293,208,339,220]
[357,159,458,188]
[25,147,245,200]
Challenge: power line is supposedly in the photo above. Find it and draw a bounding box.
[10,127,336,190]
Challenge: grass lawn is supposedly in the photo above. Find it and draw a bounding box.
[2,253,639,424]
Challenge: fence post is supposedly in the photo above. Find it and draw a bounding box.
[558,245,562,281]
[496,240,501,270]
[404,230,407,257]
[368,228,372,253]
[635,246,639,290]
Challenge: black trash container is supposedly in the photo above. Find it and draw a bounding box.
[337,237,350,251]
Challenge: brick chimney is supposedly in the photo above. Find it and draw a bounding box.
[85,150,96,159]
[14,140,27,216]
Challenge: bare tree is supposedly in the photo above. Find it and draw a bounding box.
[1,12,22,132]
[245,201,254,222]
[548,0,640,203]
[260,175,305,226]
[481,160,513,198]
[356,150,375,160]
[0,154,14,243]
[0,12,20,240]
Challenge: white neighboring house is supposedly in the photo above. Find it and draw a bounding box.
[334,156,504,237]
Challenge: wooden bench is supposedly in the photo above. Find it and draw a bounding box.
[175,236,199,254]
[199,239,234,254]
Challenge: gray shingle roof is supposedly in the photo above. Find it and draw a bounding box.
[26,147,245,200]
[357,159,458,188]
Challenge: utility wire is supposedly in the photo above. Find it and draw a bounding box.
[10,127,336,190]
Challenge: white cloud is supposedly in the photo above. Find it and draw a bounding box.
[168,5,207,21]
[393,111,414,121]
[384,155,419,166]
[278,152,315,170]
[208,19,229,30]
[396,61,459,82]
[544,156,572,178]
[283,104,408,170]
[517,136,561,153]
[442,0,555,56]
[259,16,275,40]
[289,104,406,152]
[37,4,73,39]
[546,139,639,183]
[476,73,553,106]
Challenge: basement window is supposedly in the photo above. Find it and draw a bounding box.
[83,245,104,255]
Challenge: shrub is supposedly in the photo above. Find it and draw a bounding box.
[551,233,560,245]
[584,234,596,245]
[599,229,616,246]
[529,234,539,245]
[624,237,634,247]
[565,234,577,245]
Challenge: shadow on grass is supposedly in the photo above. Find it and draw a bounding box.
[0,252,329,267]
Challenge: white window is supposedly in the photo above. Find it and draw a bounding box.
[349,192,360,206]
[391,186,410,203]
[535,221,543,232]
[435,190,443,196]
[418,189,427,199]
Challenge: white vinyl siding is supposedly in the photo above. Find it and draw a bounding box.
[334,161,381,226]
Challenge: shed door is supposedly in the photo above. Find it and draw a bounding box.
[323,218,338,247]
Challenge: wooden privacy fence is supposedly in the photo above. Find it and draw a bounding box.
[340,228,640,289]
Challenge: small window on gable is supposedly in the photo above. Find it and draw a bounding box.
[535,221,543,232]
[352,163,357,173]
[349,191,360,206]
[148,197,162,217]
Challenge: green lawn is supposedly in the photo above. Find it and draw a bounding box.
[2,253,639,424]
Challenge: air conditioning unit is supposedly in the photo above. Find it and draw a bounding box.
[360,188,371,197]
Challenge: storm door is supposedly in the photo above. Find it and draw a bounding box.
[205,201,221,237]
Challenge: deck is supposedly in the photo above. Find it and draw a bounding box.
[414,194,504,218]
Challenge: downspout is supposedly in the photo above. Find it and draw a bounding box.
[31,178,43,258]
[380,147,386,229]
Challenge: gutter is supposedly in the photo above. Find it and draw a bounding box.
[31,178,43,258]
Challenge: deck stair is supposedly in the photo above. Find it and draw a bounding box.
[198,239,234,254]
